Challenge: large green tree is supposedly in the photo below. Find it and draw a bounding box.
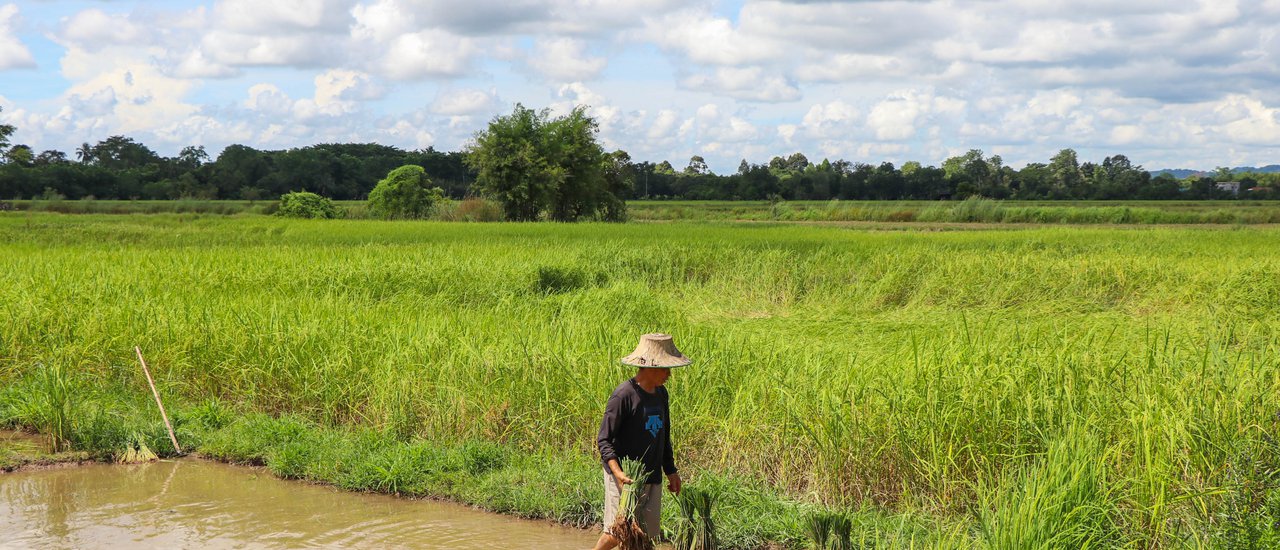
[367,165,443,219]
[465,104,625,222]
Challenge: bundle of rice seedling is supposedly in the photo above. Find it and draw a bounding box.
[117,432,158,464]
[804,511,835,550]
[805,511,852,550]
[829,513,852,550]
[610,459,655,550]
[672,487,719,550]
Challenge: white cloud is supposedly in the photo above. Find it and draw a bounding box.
[800,100,860,139]
[376,29,478,79]
[212,0,357,33]
[201,30,336,67]
[431,88,498,115]
[59,9,149,49]
[0,4,35,69]
[681,67,801,103]
[867,90,965,141]
[1214,95,1280,145]
[648,109,680,139]
[527,37,607,82]
[644,9,783,66]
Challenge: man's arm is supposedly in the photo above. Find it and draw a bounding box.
[663,392,680,493]
[598,392,625,479]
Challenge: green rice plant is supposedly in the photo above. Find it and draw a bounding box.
[671,486,719,550]
[184,398,232,431]
[6,363,77,453]
[977,426,1118,549]
[1212,415,1280,549]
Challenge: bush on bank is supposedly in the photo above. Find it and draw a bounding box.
[276,191,338,219]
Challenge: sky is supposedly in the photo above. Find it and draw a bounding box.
[1,0,1279,173]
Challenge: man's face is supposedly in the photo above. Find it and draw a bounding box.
[653,368,671,386]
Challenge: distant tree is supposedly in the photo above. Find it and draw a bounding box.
[34,150,68,166]
[178,145,210,170]
[90,136,160,170]
[210,144,269,199]
[1048,148,1085,198]
[367,165,444,219]
[1186,176,1229,200]
[0,108,14,152]
[601,150,634,218]
[943,149,992,197]
[5,145,34,167]
[76,143,93,164]
[867,162,904,199]
[685,155,709,176]
[465,104,624,221]
[785,152,810,173]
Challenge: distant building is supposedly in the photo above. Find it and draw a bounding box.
[1215,181,1240,195]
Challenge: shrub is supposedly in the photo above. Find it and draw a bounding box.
[276,191,338,219]
[368,165,444,219]
[436,197,504,222]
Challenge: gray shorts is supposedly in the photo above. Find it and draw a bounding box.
[602,469,662,536]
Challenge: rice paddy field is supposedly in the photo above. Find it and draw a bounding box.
[2,212,1279,548]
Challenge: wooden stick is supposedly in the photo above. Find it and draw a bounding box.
[136,346,182,454]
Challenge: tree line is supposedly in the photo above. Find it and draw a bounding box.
[2,106,1277,206]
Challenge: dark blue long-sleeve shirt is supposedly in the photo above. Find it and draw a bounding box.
[597,378,677,484]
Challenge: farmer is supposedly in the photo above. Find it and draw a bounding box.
[592,333,688,550]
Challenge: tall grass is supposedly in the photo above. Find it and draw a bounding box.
[1,213,1278,547]
[3,363,76,452]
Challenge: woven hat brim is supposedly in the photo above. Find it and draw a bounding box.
[619,357,692,368]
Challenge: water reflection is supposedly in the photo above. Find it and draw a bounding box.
[0,460,597,549]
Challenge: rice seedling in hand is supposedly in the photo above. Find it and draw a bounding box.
[610,458,655,550]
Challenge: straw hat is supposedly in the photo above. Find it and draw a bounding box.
[620,333,692,368]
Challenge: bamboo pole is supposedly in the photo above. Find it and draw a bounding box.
[135,346,182,454]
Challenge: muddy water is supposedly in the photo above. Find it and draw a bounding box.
[0,459,598,549]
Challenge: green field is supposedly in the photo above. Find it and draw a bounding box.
[2,213,1279,548]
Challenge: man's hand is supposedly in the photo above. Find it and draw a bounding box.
[608,459,633,485]
[667,472,682,494]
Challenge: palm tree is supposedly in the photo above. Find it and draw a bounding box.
[76,142,93,164]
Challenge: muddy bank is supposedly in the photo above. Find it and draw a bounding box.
[0,458,599,548]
